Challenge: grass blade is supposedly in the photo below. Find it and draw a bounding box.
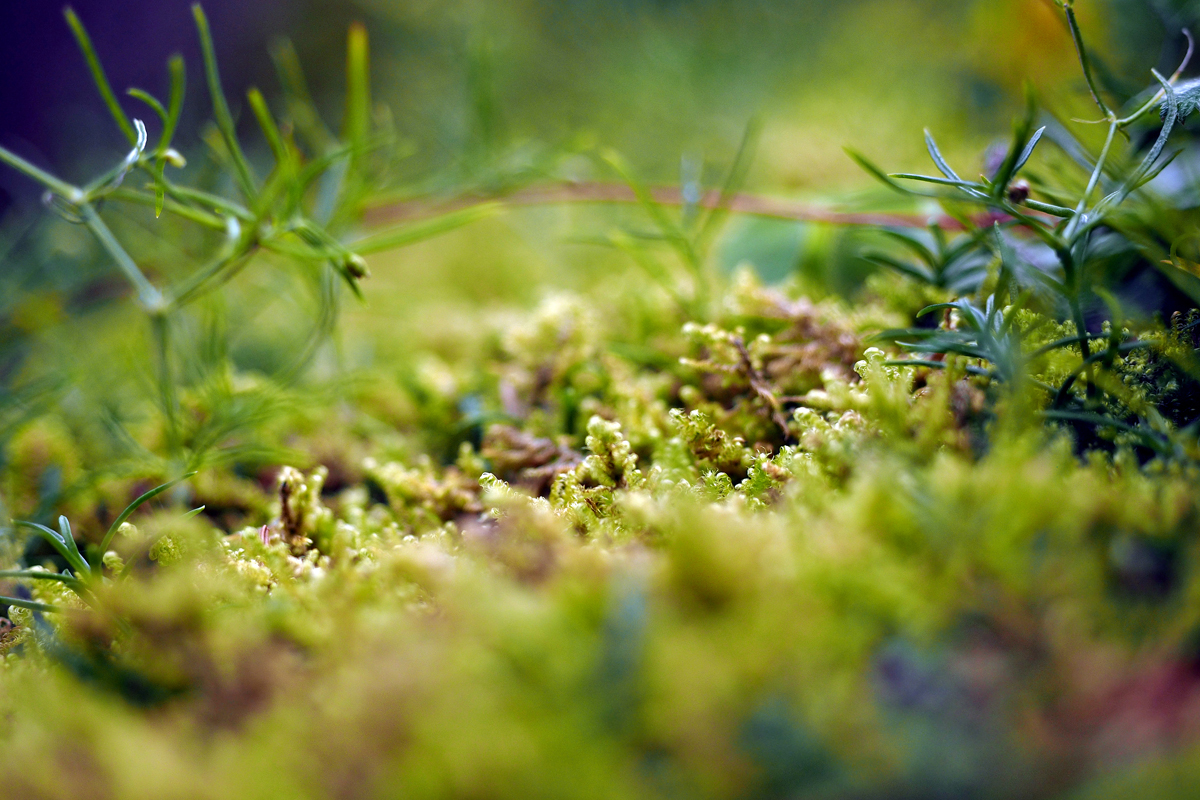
[160,56,187,159]
[247,89,291,169]
[1128,147,1183,194]
[1064,3,1111,117]
[1115,70,1179,204]
[99,473,196,553]
[248,86,301,211]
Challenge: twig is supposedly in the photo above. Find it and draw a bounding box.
[364,181,1024,232]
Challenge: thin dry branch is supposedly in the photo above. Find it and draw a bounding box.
[364,181,1012,231]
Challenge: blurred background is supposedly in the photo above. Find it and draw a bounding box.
[2,0,1199,509]
[6,0,1193,209]
[6,0,1190,299]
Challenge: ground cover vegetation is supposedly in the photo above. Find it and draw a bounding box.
[3,1,1200,797]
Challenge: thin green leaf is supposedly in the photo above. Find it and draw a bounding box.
[1129,148,1183,193]
[0,570,83,588]
[0,596,63,614]
[15,520,66,548]
[270,37,336,154]
[13,521,90,578]
[151,55,187,217]
[924,129,961,181]
[159,55,186,159]
[696,116,761,250]
[344,23,371,156]
[126,89,168,123]
[193,4,258,200]
[99,473,196,553]
[1041,410,1168,453]
[916,302,963,319]
[863,253,936,284]
[1028,333,1111,360]
[57,516,85,564]
[886,359,993,378]
[1129,70,1179,193]
[1022,198,1074,217]
[879,229,936,266]
[247,88,291,169]
[160,182,254,222]
[1011,126,1046,176]
[64,7,137,145]
[899,342,994,361]
[990,86,1037,198]
[845,148,913,195]
[890,173,986,192]
[351,203,501,254]
[871,327,943,342]
[1064,3,1111,117]
[108,188,226,230]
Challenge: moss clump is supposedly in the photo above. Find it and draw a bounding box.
[2,264,1200,799]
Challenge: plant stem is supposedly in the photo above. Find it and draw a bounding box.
[1064,120,1117,244]
[1116,29,1193,128]
[0,596,62,614]
[79,204,164,311]
[1064,2,1111,118]
[0,146,81,201]
[151,312,180,461]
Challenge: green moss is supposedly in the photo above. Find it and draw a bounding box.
[2,257,1199,798]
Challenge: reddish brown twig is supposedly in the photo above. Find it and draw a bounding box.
[363,181,1012,231]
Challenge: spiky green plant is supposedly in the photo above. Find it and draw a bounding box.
[0,5,493,482]
[2,475,192,612]
[855,0,1200,459]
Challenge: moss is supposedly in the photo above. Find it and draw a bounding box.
[3,254,1200,800]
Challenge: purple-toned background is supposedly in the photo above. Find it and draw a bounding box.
[0,0,355,213]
